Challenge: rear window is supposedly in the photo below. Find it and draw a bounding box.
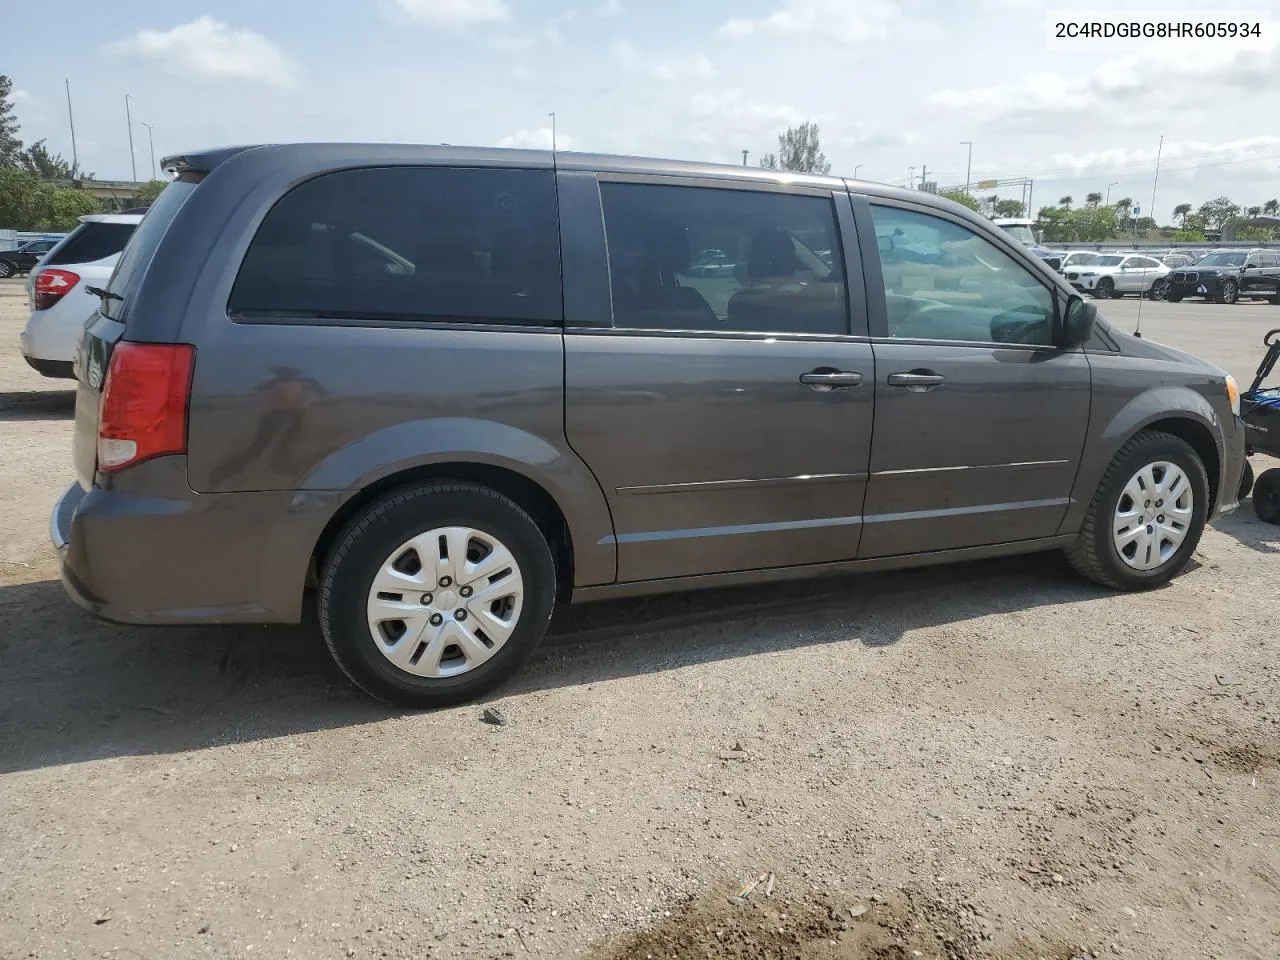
[45,222,136,266]
[102,177,201,320]
[227,166,562,326]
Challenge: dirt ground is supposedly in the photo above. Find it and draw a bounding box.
[0,277,1277,960]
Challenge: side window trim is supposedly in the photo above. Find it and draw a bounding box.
[851,193,1062,347]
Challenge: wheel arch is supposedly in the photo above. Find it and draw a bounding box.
[1061,387,1227,535]
[312,462,579,604]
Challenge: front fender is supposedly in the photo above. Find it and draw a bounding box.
[300,416,616,587]
[1059,384,1227,535]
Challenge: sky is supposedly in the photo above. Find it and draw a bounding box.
[3,0,1278,223]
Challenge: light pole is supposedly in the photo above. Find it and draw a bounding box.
[548,112,556,152]
[741,149,749,167]
[853,164,863,179]
[140,122,156,181]
[960,140,972,195]
[908,166,915,189]
[1106,182,1119,206]
[124,94,137,182]
[65,79,79,178]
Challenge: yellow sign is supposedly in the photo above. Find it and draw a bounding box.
[975,179,998,190]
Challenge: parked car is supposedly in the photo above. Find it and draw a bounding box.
[19,213,144,378]
[991,218,1063,272]
[1059,251,1100,270]
[0,237,63,278]
[1161,251,1203,269]
[51,144,1245,707]
[1064,253,1171,299]
[1166,249,1280,304]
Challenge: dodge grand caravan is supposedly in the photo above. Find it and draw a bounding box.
[52,144,1246,707]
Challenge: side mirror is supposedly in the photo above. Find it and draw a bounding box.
[1062,295,1097,346]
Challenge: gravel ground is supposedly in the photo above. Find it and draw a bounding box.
[0,277,1277,960]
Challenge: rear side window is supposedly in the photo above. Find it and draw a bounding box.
[102,177,201,321]
[599,182,849,335]
[228,166,562,326]
[46,222,136,266]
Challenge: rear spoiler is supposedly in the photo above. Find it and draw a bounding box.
[160,145,264,177]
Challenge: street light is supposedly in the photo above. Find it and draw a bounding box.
[853,164,863,179]
[1106,181,1119,205]
[960,140,972,195]
[908,166,915,188]
[140,122,156,181]
[124,94,137,182]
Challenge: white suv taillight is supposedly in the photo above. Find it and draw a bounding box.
[34,269,81,310]
[97,343,196,473]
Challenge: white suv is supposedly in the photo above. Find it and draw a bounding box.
[19,212,143,379]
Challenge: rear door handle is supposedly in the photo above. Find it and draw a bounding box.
[799,370,862,390]
[887,370,946,392]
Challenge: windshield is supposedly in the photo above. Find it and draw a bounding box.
[998,224,1036,244]
[1094,255,1124,266]
[1195,251,1247,267]
[1067,253,1098,265]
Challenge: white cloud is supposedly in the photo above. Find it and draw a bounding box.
[929,35,1280,132]
[594,0,622,16]
[497,127,576,150]
[106,17,298,88]
[387,0,509,24]
[11,89,32,103]
[718,0,904,44]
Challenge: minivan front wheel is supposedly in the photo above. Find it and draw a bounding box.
[319,482,556,707]
[1065,431,1208,590]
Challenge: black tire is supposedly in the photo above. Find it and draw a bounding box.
[1147,279,1168,301]
[1166,292,1183,303]
[318,482,557,708]
[1239,459,1255,502]
[0,259,16,279]
[1064,430,1209,590]
[1217,279,1239,305]
[1093,277,1115,299]
[1254,468,1280,525]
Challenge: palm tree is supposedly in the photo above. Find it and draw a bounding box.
[1114,197,1133,219]
[1246,205,1262,218]
[1264,199,1279,216]
[1173,203,1192,226]
[1085,192,1102,208]
[1059,195,1073,209]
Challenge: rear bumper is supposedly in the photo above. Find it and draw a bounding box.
[23,355,76,379]
[50,460,345,625]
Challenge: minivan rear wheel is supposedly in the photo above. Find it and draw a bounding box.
[1064,431,1208,590]
[319,482,556,707]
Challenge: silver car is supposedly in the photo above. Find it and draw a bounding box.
[1064,253,1171,299]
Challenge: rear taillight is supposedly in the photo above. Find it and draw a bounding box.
[97,343,195,473]
[34,269,80,310]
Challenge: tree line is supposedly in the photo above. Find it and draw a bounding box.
[0,75,109,231]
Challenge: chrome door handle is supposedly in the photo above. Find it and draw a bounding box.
[799,370,862,390]
[887,371,946,392]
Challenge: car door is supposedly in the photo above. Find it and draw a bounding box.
[1118,256,1145,292]
[1241,252,1280,298]
[853,196,1092,558]
[561,171,876,582]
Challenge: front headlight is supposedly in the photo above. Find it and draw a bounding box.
[1225,375,1240,417]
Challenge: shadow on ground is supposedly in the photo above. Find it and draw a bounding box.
[0,390,76,421]
[0,551,1105,775]
[1211,500,1280,555]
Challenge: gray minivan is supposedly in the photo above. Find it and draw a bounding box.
[52,144,1246,707]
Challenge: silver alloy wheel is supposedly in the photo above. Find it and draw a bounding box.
[1112,460,1194,571]
[366,526,524,678]
[0,261,13,279]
